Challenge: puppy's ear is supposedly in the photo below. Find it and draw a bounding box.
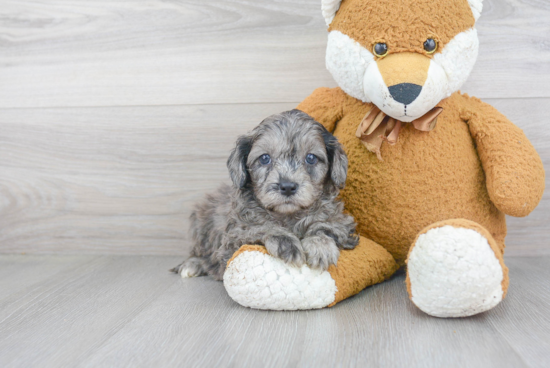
[321,127,348,189]
[227,135,253,189]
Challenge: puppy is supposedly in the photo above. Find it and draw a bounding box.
[171,109,359,280]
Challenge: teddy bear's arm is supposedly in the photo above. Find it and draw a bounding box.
[462,97,545,217]
[296,87,346,132]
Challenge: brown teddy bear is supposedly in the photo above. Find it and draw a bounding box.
[222,0,545,317]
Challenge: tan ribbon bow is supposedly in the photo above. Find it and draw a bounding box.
[355,106,443,160]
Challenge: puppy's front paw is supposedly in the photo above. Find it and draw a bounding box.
[302,235,340,271]
[169,257,206,278]
[264,235,305,267]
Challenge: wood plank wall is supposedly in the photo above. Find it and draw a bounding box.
[0,0,549,256]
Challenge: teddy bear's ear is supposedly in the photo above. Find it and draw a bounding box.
[322,0,342,26]
[467,0,483,22]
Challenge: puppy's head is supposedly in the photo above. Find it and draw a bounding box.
[227,110,347,214]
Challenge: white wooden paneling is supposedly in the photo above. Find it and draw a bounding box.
[0,0,549,109]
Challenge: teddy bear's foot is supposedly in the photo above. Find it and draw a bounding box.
[223,237,398,310]
[223,245,337,310]
[406,219,509,318]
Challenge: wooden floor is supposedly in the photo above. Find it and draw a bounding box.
[0,254,548,368]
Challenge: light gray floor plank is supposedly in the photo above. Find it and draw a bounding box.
[0,255,98,302]
[0,255,180,368]
[0,255,536,368]
[0,0,549,109]
[486,257,550,368]
[0,99,548,256]
[81,276,529,368]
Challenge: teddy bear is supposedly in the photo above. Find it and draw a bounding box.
[222,0,545,317]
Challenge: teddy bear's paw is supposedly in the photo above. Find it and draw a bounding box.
[223,246,336,310]
[407,225,505,318]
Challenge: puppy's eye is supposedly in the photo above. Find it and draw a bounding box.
[305,153,318,165]
[373,43,388,58]
[259,154,271,165]
[423,38,438,54]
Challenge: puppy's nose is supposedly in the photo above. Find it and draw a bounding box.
[279,182,298,197]
[388,83,422,105]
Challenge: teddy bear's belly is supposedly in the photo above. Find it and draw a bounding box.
[334,112,506,265]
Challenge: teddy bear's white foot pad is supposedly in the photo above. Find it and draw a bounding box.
[223,249,337,310]
[407,225,504,318]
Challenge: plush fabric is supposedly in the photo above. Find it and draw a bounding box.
[329,0,475,55]
[405,219,507,317]
[406,218,510,299]
[325,25,480,120]
[224,245,338,310]
[327,236,398,306]
[224,238,398,310]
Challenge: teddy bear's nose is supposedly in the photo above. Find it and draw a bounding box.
[388,83,422,105]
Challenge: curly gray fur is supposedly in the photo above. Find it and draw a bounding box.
[171,109,359,280]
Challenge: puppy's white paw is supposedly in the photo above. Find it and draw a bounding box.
[170,257,206,279]
[179,268,195,279]
[303,235,340,270]
[407,225,504,318]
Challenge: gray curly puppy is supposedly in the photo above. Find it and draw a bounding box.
[171,109,359,280]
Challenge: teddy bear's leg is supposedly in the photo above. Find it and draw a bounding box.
[406,219,509,318]
[223,236,398,310]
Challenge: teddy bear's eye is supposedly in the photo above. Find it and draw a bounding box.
[373,43,388,58]
[423,38,438,54]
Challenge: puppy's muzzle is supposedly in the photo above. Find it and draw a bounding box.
[279,181,298,197]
